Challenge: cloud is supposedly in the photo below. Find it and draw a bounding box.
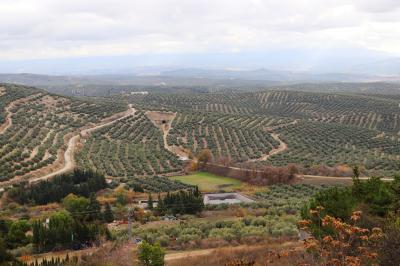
[354,0,400,13]
[0,0,399,61]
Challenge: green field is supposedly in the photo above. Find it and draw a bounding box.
[170,172,242,192]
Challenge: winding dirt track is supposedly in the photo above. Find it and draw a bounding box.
[146,110,191,160]
[29,134,81,183]
[249,133,287,162]
[29,105,136,183]
[247,120,299,163]
[0,105,135,187]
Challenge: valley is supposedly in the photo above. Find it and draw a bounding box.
[0,83,399,266]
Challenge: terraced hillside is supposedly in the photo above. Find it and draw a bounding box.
[0,84,126,182]
[168,111,289,161]
[129,89,400,175]
[76,111,182,177]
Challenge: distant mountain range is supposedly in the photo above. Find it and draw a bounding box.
[349,58,400,76]
[0,66,399,89]
[1,47,400,77]
[0,72,399,97]
[160,68,387,82]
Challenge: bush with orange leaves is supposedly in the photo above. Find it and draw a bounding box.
[298,207,383,266]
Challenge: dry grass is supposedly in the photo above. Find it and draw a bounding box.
[166,241,307,266]
[78,242,138,266]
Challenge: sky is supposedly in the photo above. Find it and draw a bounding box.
[0,0,400,73]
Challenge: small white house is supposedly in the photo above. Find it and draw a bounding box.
[138,200,158,209]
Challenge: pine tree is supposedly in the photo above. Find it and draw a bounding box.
[103,203,114,223]
[352,165,362,198]
[87,193,101,221]
[148,193,154,210]
[156,194,165,215]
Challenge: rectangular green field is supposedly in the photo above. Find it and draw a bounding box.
[170,172,242,192]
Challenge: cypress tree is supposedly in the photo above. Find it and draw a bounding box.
[103,203,114,223]
[156,194,165,215]
[87,193,101,221]
[148,193,154,210]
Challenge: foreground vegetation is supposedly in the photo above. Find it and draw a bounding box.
[300,172,400,265]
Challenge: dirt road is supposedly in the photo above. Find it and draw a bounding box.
[164,241,301,263]
[249,133,287,162]
[247,120,299,162]
[165,249,214,262]
[29,134,80,183]
[298,174,393,183]
[28,106,136,183]
[146,110,190,160]
[82,105,136,136]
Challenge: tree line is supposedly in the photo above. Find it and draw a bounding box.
[33,193,113,253]
[156,187,204,215]
[8,169,107,205]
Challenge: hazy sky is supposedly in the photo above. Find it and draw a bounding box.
[1,0,400,61]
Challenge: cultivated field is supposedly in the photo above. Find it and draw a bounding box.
[0,84,126,183]
[170,172,242,192]
[129,89,400,176]
[76,111,182,177]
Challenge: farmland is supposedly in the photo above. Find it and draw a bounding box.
[270,120,400,174]
[170,172,242,192]
[129,89,400,176]
[0,84,126,182]
[1,83,400,266]
[129,90,400,135]
[167,111,286,162]
[2,84,400,182]
[76,111,182,177]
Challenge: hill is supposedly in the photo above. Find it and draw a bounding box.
[129,89,400,176]
[0,84,126,183]
[2,84,400,184]
[1,73,400,97]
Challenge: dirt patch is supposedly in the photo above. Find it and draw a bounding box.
[39,95,60,107]
[146,111,191,160]
[145,111,176,130]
